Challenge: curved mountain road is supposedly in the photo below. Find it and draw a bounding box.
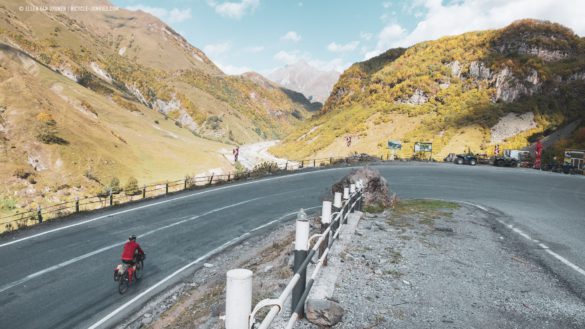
[0,163,584,329]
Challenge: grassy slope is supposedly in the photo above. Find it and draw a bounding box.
[0,45,232,216]
[272,20,585,160]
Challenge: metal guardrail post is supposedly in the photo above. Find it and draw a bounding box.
[285,162,288,171]
[37,205,42,224]
[75,197,80,213]
[142,185,146,199]
[313,159,316,167]
[165,181,169,195]
[184,178,188,190]
[320,201,332,266]
[209,174,214,185]
[227,173,231,182]
[109,189,113,206]
[225,269,253,329]
[292,209,309,317]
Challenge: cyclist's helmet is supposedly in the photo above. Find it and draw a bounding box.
[129,234,137,241]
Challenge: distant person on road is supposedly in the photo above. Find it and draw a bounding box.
[233,146,240,162]
[121,234,144,267]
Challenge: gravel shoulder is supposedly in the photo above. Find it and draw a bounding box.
[120,199,585,329]
[303,200,585,329]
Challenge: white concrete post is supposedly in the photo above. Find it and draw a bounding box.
[295,209,310,251]
[350,184,356,194]
[292,209,309,316]
[333,192,342,208]
[333,192,343,232]
[225,269,253,329]
[343,187,351,219]
[321,201,332,225]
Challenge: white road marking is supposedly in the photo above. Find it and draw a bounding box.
[461,201,585,279]
[0,168,344,248]
[86,206,319,329]
[543,248,585,277]
[0,197,263,294]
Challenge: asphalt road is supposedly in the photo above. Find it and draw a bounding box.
[0,163,584,329]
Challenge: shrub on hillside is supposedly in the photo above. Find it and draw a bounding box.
[250,161,279,176]
[14,167,31,179]
[109,177,122,194]
[124,177,141,196]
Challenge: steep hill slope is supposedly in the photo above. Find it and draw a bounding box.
[0,0,315,217]
[272,20,585,160]
[268,61,340,103]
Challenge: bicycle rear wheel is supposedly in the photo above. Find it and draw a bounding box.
[118,274,129,294]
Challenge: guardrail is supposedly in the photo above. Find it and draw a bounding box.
[0,155,374,233]
[224,181,364,329]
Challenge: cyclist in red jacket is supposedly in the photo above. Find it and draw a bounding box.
[121,234,144,267]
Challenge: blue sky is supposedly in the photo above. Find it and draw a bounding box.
[110,0,585,75]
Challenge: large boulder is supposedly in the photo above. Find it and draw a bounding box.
[305,299,344,326]
[331,167,392,209]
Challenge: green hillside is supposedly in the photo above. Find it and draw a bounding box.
[272,20,585,160]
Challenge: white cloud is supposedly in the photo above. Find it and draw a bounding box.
[203,42,232,56]
[126,5,192,23]
[383,1,392,8]
[327,41,359,53]
[207,0,260,19]
[274,50,299,65]
[243,46,265,53]
[168,8,192,23]
[360,32,373,41]
[216,62,252,75]
[281,31,302,43]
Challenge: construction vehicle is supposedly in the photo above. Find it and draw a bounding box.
[493,150,530,167]
[444,153,477,165]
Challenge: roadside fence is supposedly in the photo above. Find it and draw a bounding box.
[0,155,375,233]
[224,181,364,329]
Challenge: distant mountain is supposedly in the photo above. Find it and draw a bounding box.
[272,19,585,160]
[267,61,340,103]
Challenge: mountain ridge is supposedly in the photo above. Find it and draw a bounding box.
[272,19,585,160]
[267,60,340,104]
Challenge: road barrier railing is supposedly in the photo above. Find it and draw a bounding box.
[0,155,374,234]
[224,181,364,329]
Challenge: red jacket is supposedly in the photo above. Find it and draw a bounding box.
[121,241,144,261]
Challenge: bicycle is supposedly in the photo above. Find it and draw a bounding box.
[114,254,145,294]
